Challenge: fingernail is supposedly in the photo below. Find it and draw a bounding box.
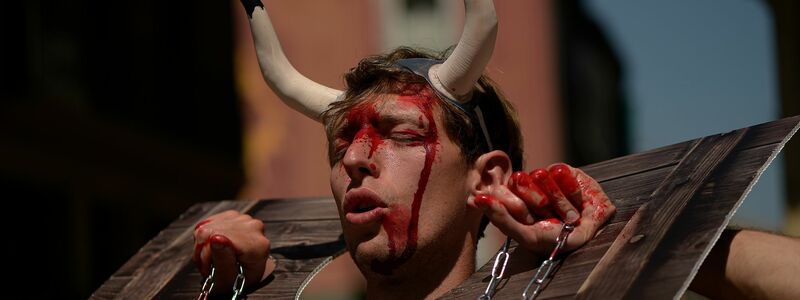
[210,235,229,250]
[566,210,579,223]
[474,194,494,208]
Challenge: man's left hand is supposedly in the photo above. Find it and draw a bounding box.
[473,163,616,256]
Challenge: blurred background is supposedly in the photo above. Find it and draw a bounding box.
[1,0,797,298]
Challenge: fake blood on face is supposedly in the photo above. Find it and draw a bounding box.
[370,85,440,274]
[345,102,384,159]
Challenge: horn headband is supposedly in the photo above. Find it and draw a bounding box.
[395,58,494,150]
[242,0,497,132]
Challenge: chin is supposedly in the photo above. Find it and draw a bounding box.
[349,234,411,277]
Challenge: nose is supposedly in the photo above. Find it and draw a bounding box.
[341,128,380,182]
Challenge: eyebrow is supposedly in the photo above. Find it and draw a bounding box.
[378,111,425,129]
[333,104,428,139]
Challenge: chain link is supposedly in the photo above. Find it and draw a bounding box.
[522,223,574,300]
[232,263,246,299]
[197,265,216,300]
[197,263,247,300]
[477,237,511,300]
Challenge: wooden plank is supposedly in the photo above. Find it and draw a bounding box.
[93,115,800,299]
[535,144,784,299]
[582,140,694,182]
[264,219,343,250]
[441,159,677,299]
[101,201,258,300]
[630,143,794,297]
[576,128,747,299]
[250,198,339,222]
[155,255,336,299]
[151,200,345,299]
[441,115,800,299]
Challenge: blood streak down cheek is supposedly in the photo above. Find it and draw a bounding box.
[381,205,410,256]
[370,86,440,274]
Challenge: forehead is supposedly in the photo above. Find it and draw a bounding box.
[344,89,443,126]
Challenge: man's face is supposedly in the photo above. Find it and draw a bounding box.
[329,86,475,276]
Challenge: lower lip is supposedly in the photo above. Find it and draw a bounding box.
[346,207,388,225]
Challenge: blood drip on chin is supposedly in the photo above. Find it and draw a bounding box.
[371,85,439,275]
[381,205,410,256]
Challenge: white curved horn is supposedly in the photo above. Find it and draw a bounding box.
[245,3,342,121]
[434,0,498,101]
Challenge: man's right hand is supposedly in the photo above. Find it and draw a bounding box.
[193,210,274,292]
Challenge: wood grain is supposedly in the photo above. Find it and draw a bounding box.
[92,115,800,299]
[576,129,747,299]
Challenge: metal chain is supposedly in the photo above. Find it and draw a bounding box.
[232,263,246,299]
[477,237,511,300]
[197,265,216,300]
[522,224,574,300]
[197,263,247,300]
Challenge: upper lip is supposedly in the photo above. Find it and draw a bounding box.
[344,188,387,214]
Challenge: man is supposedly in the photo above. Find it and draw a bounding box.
[193,1,800,299]
[194,40,618,297]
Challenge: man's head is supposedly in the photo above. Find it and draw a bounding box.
[241,0,523,296]
[322,47,524,282]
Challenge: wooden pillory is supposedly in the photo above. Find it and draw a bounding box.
[92,116,800,299]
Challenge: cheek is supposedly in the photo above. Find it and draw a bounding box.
[330,164,349,192]
[424,152,469,208]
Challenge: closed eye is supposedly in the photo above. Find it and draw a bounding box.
[390,129,425,143]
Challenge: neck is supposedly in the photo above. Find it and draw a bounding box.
[364,231,477,300]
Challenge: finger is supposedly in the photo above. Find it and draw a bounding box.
[492,186,535,225]
[509,171,554,218]
[193,225,215,277]
[474,194,534,241]
[193,240,212,277]
[195,219,212,230]
[530,168,580,224]
[574,168,617,223]
[209,234,239,290]
[564,217,598,251]
[549,163,583,210]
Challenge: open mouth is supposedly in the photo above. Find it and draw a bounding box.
[344,188,388,225]
[353,203,378,213]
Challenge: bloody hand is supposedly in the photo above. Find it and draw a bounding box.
[474,163,615,256]
[192,210,274,292]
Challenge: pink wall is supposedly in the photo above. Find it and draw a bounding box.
[235,0,561,199]
[234,1,378,199]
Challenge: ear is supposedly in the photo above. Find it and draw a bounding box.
[466,150,513,207]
